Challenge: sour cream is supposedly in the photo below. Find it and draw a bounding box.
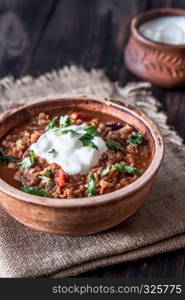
[139,16,185,45]
[30,124,107,175]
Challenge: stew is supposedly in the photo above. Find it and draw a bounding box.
[0,111,151,198]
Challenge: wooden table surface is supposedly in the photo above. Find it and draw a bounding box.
[0,0,185,278]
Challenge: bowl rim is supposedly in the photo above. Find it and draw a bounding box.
[0,96,164,208]
[131,7,185,48]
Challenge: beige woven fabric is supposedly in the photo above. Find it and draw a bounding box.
[0,66,185,278]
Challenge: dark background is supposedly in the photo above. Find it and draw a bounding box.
[0,0,185,277]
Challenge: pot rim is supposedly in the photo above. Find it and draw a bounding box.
[131,7,185,49]
[0,96,164,208]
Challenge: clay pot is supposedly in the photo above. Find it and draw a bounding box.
[124,8,185,88]
[0,96,164,235]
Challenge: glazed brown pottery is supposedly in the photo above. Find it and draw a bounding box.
[0,96,164,235]
[124,8,185,88]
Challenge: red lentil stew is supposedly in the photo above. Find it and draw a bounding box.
[0,111,151,198]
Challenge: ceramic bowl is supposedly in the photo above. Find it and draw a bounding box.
[124,8,185,88]
[0,96,164,235]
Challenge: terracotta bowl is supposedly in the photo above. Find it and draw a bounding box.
[124,8,185,88]
[0,96,164,235]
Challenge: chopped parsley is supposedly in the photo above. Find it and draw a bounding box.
[43,170,52,177]
[84,125,101,137]
[60,114,71,128]
[21,181,49,196]
[45,116,58,130]
[39,170,52,186]
[48,148,57,154]
[79,134,98,150]
[53,124,101,150]
[0,150,17,165]
[113,163,143,176]
[106,140,122,151]
[86,172,96,197]
[79,125,100,150]
[101,166,110,177]
[19,156,35,169]
[30,149,36,158]
[39,175,52,186]
[54,128,79,136]
[19,150,36,169]
[129,131,146,146]
[61,129,79,135]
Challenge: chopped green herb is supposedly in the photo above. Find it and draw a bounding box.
[30,149,36,158]
[43,170,52,177]
[113,163,143,176]
[54,128,79,136]
[84,125,101,137]
[54,125,100,150]
[39,169,52,186]
[48,148,57,154]
[86,172,96,197]
[78,125,100,150]
[61,129,79,135]
[45,116,58,130]
[60,114,71,128]
[21,181,49,196]
[79,132,92,140]
[106,140,122,151]
[101,166,110,177]
[0,150,17,164]
[53,129,62,135]
[129,131,146,146]
[19,156,35,169]
[39,175,52,186]
[79,135,98,150]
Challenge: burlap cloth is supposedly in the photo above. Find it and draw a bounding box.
[0,66,185,278]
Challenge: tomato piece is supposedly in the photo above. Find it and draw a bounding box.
[58,170,69,187]
[52,163,61,170]
[70,112,92,121]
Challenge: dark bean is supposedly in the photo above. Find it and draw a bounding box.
[106,122,123,131]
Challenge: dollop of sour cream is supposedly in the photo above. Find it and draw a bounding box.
[30,124,107,175]
[139,16,185,45]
